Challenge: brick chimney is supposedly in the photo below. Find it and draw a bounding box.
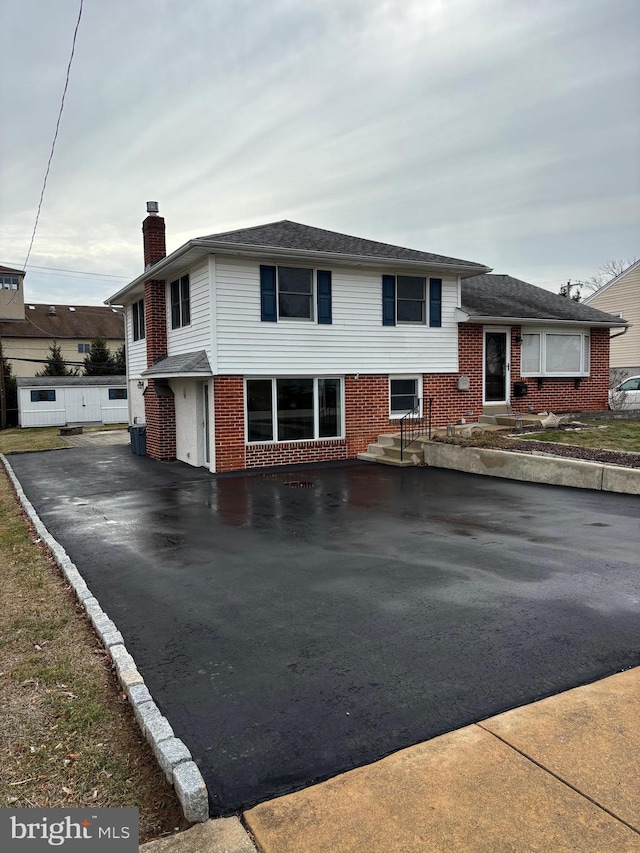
[142,201,166,269]
[141,201,176,461]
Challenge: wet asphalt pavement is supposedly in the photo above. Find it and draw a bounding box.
[8,448,640,815]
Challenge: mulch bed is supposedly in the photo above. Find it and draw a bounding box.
[502,438,640,469]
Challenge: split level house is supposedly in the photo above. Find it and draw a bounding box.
[583,258,640,380]
[107,204,626,474]
[0,265,125,377]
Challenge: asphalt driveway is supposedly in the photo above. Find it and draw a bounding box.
[8,448,640,815]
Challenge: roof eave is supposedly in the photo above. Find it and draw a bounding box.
[459,314,628,328]
[140,369,213,379]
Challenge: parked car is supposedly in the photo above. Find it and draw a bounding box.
[608,375,640,410]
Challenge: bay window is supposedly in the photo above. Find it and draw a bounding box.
[520,330,590,377]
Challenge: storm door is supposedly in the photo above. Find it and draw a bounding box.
[483,330,510,404]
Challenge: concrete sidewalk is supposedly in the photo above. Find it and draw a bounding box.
[142,667,640,852]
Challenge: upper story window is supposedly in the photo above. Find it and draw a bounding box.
[1,275,20,290]
[521,330,590,377]
[260,265,332,324]
[132,298,145,341]
[382,276,442,327]
[170,275,190,329]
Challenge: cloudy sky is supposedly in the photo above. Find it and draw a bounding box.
[1,0,639,305]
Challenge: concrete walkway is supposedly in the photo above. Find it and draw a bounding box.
[142,667,640,852]
[61,428,130,447]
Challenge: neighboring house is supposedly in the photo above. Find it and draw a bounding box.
[107,204,625,474]
[0,266,125,376]
[17,376,128,428]
[583,259,640,380]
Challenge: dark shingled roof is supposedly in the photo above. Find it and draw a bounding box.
[141,350,212,377]
[0,304,125,339]
[17,376,126,387]
[461,274,625,324]
[198,220,487,269]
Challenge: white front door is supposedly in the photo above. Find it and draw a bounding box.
[483,329,510,405]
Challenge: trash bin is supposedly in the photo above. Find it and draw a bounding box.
[129,424,147,456]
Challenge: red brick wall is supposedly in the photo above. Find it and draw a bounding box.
[144,280,168,367]
[509,325,610,413]
[144,381,176,460]
[246,440,347,468]
[213,376,246,472]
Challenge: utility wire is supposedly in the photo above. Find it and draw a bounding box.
[22,0,84,272]
[5,263,129,281]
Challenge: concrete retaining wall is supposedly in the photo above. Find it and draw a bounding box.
[422,443,640,495]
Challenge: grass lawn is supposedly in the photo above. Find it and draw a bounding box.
[0,466,187,841]
[518,419,640,453]
[0,424,127,455]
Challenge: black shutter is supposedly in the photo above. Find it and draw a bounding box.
[382,275,396,326]
[317,270,332,324]
[429,278,442,327]
[260,265,277,322]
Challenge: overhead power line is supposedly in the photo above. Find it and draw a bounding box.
[5,263,130,281]
[23,0,84,271]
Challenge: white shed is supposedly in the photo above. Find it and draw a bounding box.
[17,376,128,428]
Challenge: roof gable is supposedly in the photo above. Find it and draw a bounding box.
[461,274,626,325]
[582,258,640,304]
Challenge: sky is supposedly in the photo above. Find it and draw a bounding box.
[1,0,639,306]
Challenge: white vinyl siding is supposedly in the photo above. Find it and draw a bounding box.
[167,260,211,358]
[215,258,459,374]
[126,303,147,378]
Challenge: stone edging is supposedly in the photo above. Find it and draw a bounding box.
[422,443,640,495]
[0,453,210,824]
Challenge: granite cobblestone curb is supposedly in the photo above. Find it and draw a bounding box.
[1,453,210,825]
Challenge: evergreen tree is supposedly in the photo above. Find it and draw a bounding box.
[84,336,117,376]
[113,344,126,374]
[1,342,18,428]
[36,341,77,377]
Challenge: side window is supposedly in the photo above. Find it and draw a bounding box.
[108,388,128,400]
[31,389,56,402]
[170,275,190,329]
[77,343,91,354]
[132,299,145,341]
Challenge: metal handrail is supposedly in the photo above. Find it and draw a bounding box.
[399,397,433,462]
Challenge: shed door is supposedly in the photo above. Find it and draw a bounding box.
[63,388,102,423]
